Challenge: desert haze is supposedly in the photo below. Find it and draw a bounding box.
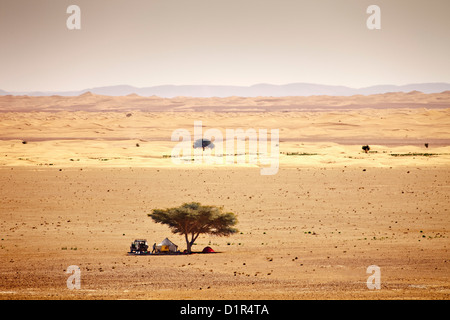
[0,92,449,299]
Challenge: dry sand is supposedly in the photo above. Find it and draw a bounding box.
[0,93,449,300]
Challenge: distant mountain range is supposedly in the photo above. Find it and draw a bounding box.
[1,82,450,98]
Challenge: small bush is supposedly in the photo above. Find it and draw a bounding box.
[362,145,370,153]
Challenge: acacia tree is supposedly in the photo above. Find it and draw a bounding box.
[148,202,238,253]
[193,138,214,151]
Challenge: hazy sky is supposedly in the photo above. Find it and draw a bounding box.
[0,0,449,92]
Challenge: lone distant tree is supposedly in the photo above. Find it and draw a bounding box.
[148,202,238,253]
[193,138,214,151]
[362,145,370,153]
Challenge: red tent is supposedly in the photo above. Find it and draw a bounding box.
[202,246,215,253]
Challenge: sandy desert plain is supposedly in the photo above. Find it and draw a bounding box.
[0,91,449,300]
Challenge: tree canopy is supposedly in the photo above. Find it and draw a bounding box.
[148,202,238,253]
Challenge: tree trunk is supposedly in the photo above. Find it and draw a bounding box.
[185,234,191,254]
[185,233,199,254]
[186,241,192,254]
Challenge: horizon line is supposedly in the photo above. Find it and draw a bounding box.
[2,81,450,95]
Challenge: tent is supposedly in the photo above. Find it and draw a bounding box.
[202,246,215,253]
[155,237,178,253]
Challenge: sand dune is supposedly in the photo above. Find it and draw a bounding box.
[1,91,450,112]
[1,107,449,169]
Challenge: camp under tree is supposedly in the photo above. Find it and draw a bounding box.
[148,202,238,253]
